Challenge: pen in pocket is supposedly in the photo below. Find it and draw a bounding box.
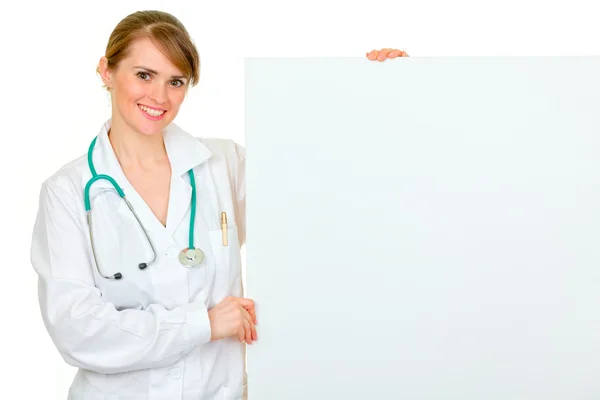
[221,212,228,246]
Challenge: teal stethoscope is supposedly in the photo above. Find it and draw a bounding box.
[84,136,205,280]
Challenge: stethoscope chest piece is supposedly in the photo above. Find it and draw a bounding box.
[179,247,205,267]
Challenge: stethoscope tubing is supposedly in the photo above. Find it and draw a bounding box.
[84,135,199,280]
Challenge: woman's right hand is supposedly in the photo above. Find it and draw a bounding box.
[208,296,257,344]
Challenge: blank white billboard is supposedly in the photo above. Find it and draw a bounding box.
[245,57,600,399]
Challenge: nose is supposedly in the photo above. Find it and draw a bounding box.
[148,82,168,104]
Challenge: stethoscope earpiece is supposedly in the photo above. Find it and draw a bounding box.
[139,263,148,270]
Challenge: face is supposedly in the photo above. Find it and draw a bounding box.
[99,37,189,137]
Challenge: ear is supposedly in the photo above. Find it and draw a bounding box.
[98,56,113,89]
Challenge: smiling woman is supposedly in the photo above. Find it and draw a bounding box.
[96,10,199,138]
[98,37,188,136]
[31,10,257,400]
[29,8,406,400]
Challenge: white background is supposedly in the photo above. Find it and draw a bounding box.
[1,0,599,398]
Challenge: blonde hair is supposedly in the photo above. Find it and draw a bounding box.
[97,10,200,90]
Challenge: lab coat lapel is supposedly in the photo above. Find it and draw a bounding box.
[166,172,192,237]
[87,120,212,241]
[163,123,212,237]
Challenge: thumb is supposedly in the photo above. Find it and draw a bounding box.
[239,298,257,324]
[238,298,255,308]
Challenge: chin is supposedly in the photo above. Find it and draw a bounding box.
[135,116,173,137]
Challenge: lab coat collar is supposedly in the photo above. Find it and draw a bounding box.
[164,122,213,177]
[91,118,212,243]
[95,119,212,178]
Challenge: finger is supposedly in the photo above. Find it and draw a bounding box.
[242,313,252,344]
[237,307,248,343]
[388,49,404,59]
[243,308,258,342]
[377,48,393,61]
[247,306,257,325]
[401,50,409,57]
[366,50,379,60]
[242,303,257,325]
[239,299,257,324]
[238,298,254,308]
[251,318,258,341]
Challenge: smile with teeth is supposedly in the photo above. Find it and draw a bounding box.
[138,104,166,117]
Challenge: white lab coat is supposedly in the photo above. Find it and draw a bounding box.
[30,119,247,400]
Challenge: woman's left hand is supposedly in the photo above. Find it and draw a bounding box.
[366,48,409,61]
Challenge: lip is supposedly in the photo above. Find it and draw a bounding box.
[138,104,167,121]
[138,103,166,111]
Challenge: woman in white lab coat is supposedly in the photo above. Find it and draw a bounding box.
[29,9,407,400]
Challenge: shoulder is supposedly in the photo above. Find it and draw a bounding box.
[35,153,89,217]
[40,153,89,198]
[194,137,245,192]
[197,137,245,182]
[199,137,245,163]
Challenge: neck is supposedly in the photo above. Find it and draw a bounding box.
[108,119,168,171]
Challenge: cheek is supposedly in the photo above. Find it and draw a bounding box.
[169,91,187,110]
[125,84,147,103]
[116,77,146,104]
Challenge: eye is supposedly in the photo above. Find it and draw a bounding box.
[170,79,185,88]
[137,72,150,80]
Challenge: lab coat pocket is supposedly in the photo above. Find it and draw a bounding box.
[208,226,242,303]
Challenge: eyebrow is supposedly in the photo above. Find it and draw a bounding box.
[133,66,187,80]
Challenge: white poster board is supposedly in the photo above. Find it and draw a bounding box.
[245,57,600,399]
